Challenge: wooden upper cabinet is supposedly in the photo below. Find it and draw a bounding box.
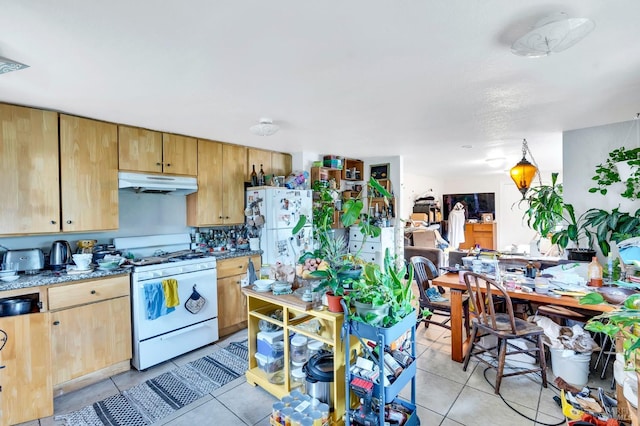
[271,152,292,177]
[162,133,198,176]
[60,115,119,232]
[0,104,60,235]
[187,141,246,226]
[223,144,247,224]
[118,125,163,173]
[247,148,272,181]
[246,149,292,182]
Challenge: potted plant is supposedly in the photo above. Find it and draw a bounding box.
[590,146,640,200]
[345,249,415,327]
[293,177,392,312]
[581,207,640,256]
[520,173,596,260]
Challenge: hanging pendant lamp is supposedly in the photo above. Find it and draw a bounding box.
[510,139,538,199]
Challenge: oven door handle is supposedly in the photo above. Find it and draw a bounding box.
[160,323,208,340]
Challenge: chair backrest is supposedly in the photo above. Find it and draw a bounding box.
[410,256,439,302]
[462,272,517,333]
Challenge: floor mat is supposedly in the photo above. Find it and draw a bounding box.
[55,340,248,426]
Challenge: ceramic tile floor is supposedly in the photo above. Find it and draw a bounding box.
[25,316,613,426]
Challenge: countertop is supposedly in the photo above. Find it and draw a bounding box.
[0,250,262,293]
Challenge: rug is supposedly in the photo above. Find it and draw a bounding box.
[55,340,248,426]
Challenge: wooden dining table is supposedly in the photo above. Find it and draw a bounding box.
[432,272,617,362]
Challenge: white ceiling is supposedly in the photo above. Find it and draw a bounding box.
[1,1,639,178]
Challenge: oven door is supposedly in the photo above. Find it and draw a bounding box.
[132,268,217,342]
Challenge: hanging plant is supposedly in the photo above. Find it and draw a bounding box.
[589,146,640,200]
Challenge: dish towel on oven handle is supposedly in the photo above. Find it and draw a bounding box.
[162,278,180,308]
[185,285,206,314]
[144,282,175,320]
[247,258,257,285]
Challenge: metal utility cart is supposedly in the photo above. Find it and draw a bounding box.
[342,304,420,426]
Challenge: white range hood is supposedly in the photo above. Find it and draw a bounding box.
[118,171,198,195]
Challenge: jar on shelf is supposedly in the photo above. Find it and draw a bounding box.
[307,339,325,359]
[291,366,306,393]
[290,334,308,363]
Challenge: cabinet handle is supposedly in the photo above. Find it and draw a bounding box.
[50,220,57,224]
[156,162,163,166]
[90,290,96,294]
[53,321,60,326]
[219,216,224,219]
[238,265,243,269]
[66,220,72,224]
[225,216,229,219]
[166,163,171,167]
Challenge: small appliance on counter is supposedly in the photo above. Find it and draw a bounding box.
[92,244,122,263]
[3,248,45,274]
[49,240,72,271]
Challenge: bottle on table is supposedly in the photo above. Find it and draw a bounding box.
[588,256,603,287]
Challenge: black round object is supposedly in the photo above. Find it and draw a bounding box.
[0,298,32,317]
[303,351,334,382]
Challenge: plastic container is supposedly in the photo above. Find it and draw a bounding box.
[307,339,325,358]
[587,256,603,287]
[291,366,306,393]
[254,352,284,373]
[550,348,591,387]
[290,334,308,363]
[260,264,271,280]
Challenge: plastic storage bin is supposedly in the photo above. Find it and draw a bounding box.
[255,352,285,373]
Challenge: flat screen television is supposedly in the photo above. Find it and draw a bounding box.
[442,192,495,221]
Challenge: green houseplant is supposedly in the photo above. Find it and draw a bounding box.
[590,146,640,200]
[293,177,392,311]
[520,173,596,259]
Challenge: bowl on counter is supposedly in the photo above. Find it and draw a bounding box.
[72,253,93,270]
[96,259,121,270]
[0,275,20,282]
[596,286,636,305]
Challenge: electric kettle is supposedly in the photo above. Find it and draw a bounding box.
[50,240,72,271]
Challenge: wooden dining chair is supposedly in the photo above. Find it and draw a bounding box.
[462,272,547,394]
[411,256,469,336]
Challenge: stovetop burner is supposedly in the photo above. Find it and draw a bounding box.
[168,252,205,262]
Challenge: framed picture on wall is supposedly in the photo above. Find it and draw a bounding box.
[481,213,494,223]
[370,163,389,180]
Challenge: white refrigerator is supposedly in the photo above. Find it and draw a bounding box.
[246,187,314,266]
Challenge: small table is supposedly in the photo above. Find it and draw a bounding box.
[431,272,616,362]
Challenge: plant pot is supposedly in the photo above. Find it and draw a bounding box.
[616,160,639,181]
[566,248,596,262]
[325,292,344,313]
[338,267,362,289]
[353,300,389,326]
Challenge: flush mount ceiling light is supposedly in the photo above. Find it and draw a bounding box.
[250,118,279,136]
[0,56,29,74]
[511,12,595,58]
[510,139,542,199]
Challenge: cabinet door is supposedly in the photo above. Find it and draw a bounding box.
[217,274,246,331]
[187,139,224,226]
[118,125,163,173]
[271,152,291,178]
[162,133,198,176]
[0,313,53,424]
[0,104,60,235]
[60,115,119,232]
[247,148,272,181]
[222,144,247,224]
[50,296,132,385]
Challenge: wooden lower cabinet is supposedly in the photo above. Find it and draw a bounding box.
[0,313,53,426]
[49,275,132,395]
[217,255,261,336]
[459,222,497,250]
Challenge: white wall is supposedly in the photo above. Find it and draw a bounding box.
[0,191,191,253]
[401,172,444,224]
[563,118,638,215]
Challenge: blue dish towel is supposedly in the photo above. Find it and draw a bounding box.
[144,282,175,320]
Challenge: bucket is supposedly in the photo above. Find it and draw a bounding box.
[550,348,591,387]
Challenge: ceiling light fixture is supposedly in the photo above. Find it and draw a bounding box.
[511,12,595,58]
[510,139,541,199]
[250,118,279,136]
[0,56,29,74]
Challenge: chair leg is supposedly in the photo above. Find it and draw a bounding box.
[462,326,478,372]
[463,303,470,339]
[495,338,507,394]
[537,334,548,388]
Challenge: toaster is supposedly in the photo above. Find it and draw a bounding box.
[3,249,45,273]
